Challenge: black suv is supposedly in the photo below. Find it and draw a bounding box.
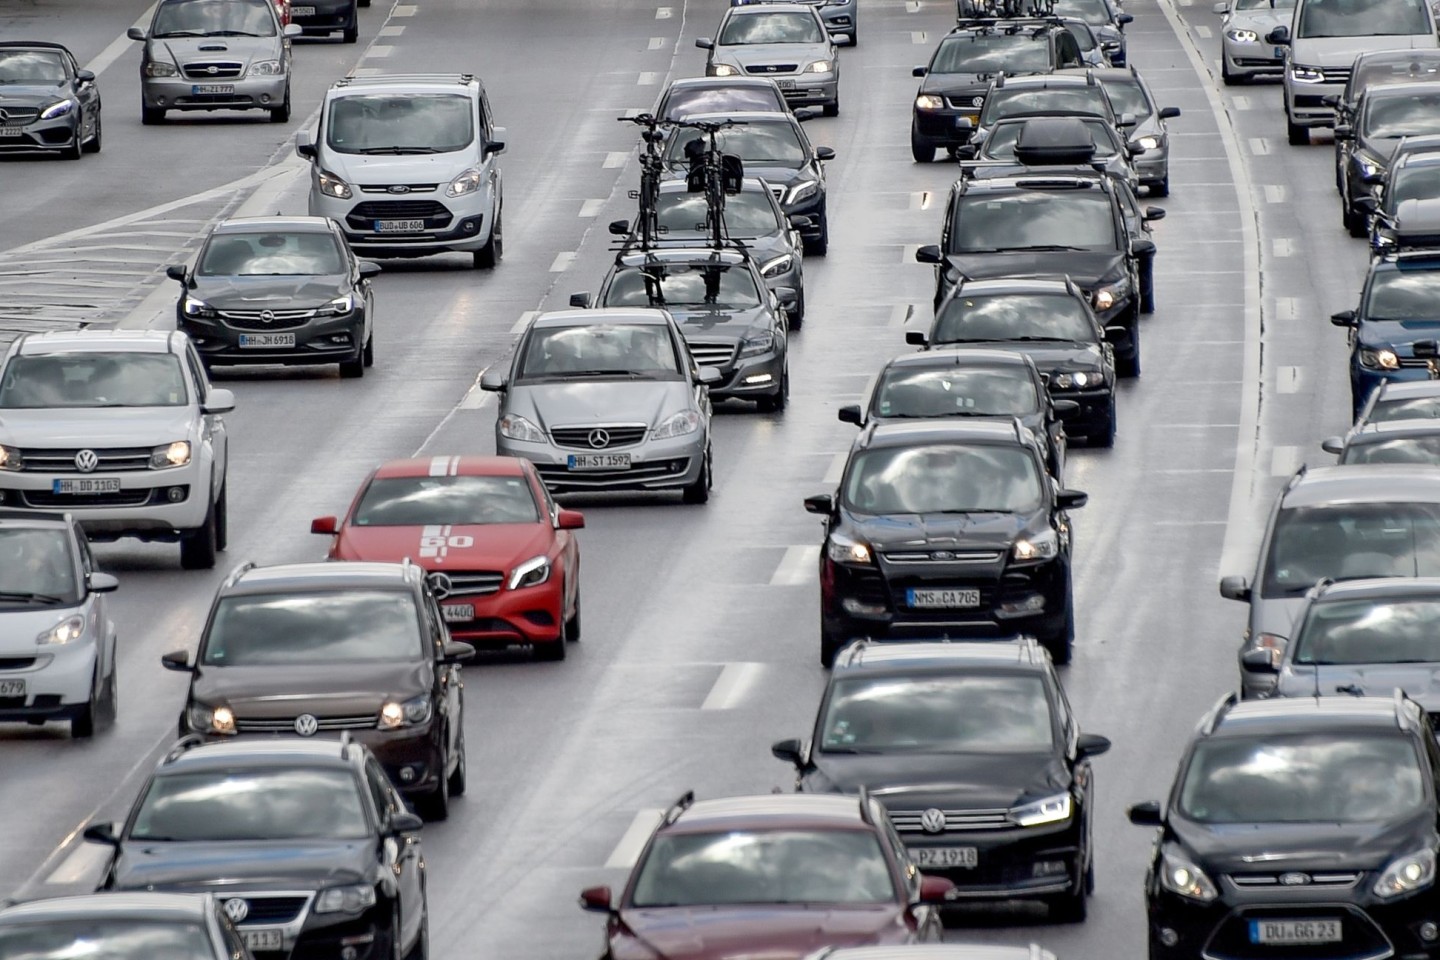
[83,736,428,960]
[804,419,1087,665]
[916,172,1150,376]
[161,559,472,820]
[1130,693,1440,960]
[774,639,1111,921]
[910,18,1085,163]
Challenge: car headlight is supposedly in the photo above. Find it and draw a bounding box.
[1093,281,1129,311]
[914,94,946,111]
[498,414,546,443]
[314,884,378,914]
[446,167,483,198]
[805,60,834,74]
[187,704,236,735]
[182,298,217,320]
[1355,154,1383,180]
[317,294,355,317]
[39,99,76,120]
[248,59,283,77]
[143,60,178,78]
[1360,347,1400,371]
[826,532,872,565]
[1290,64,1325,83]
[787,180,819,205]
[1160,851,1219,902]
[508,555,551,590]
[150,441,191,468]
[36,616,85,646]
[380,694,433,729]
[652,409,701,440]
[1225,27,1259,42]
[1135,135,1161,151]
[739,332,776,358]
[317,169,353,200]
[709,63,739,77]
[1012,529,1060,562]
[1009,792,1072,826]
[1053,370,1101,390]
[1374,848,1436,899]
[0,444,23,472]
[760,255,794,279]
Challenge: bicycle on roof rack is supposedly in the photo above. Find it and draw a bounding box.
[616,113,748,253]
[958,0,1057,21]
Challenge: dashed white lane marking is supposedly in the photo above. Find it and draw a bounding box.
[770,545,820,586]
[1247,137,1271,155]
[649,36,667,49]
[549,252,575,273]
[511,310,539,334]
[1231,93,1250,109]
[45,843,111,886]
[824,452,848,485]
[702,663,765,710]
[911,31,928,43]
[1272,237,1294,257]
[1275,296,1299,320]
[604,151,629,168]
[638,71,660,85]
[458,387,493,411]
[393,4,418,14]
[1263,184,1287,203]
[607,810,664,868]
[579,199,607,218]
[1194,23,1212,36]
[1270,445,1303,477]
[378,25,405,36]
[906,0,923,11]
[909,191,933,210]
[1276,365,1304,394]
[889,302,916,329]
[85,2,159,76]
[622,107,644,119]
[902,243,922,263]
[656,6,673,18]
[366,45,393,58]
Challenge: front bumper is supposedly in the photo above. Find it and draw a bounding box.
[1222,38,1284,77]
[497,432,706,494]
[310,190,492,257]
[225,896,396,960]
[0,463,207,540]
[768,75,837,108]
[0,112,80,153]
[1050,385,1114,439]
[352,725,444,795]
[702,347,786,402]
[0,640,98,721]
[913,105,981,151]
[141,74,288,113]
[291,0,355,34]
[182,311,365,367]
[901,818,1083,901]
[1287,77,1342,127]
[1132,145,1169,184]
[439,584,563,648]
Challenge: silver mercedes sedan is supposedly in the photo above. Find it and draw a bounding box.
[481,309,718,503]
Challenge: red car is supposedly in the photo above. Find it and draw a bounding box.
[580,792,953,960]
[312,456,583,660]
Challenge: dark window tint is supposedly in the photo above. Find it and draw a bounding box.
[662,85,786,119]
[1297,0,1429,37]
[0,50,67,82]
[930,34,1052,75]
[667,123,805,165]
[982,87,1111,124]
[1293,596,1440,664]
[1342,435,1440,465]
[844,443,1044,514]
[131,768,371,841]
[1364,269,1440,321]
[154,0,276,37]
[655,191,781,238]
[202,590,424,664]
[0,353,188,408]
[934,292,1097,343]
[353,475,540,526]
[199,232,345,276]
[603,264,762,309]
[1362,92,1440,139]
[821,674,1055,752]
[873,365,1041,418]
[951,192,1117,252]
[0,919,212,960]
[719,11,825,44]
[1262,502,1440,595]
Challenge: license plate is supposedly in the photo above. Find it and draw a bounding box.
[441,604,474,623]
[290,4,316,12]
[776,79,796,90]
[958,113,978,126]
[52,478,120,494]
[191,84,235,95]
[238,333,296,348]
[374,219,426,233]
[567,453,632,471]
[0,679,24,697]
[240,929,283,951]
[0,126,23,137]
[912,846,978,869]
[907,588,981,609]
[1250,919,1342,945]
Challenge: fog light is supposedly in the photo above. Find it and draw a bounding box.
[340,948,357,960]
[670,461,684,473]
[841,598,887,616]
[329,333,352,344]
[1032,860,1068,877]
[997,594,1045,617]
[260,94,271,104]
[1160,929,1179,947]
[156,96,167,106]
[464,220,478,233]
[1421,922,1438,941]
[167,486,185,502]
[743,374,773,385]
[398,766,417,783]
[340,935,374,947]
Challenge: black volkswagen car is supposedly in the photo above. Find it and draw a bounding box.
[1130,693,1440,960]
[0,41,102,159]
[774,639,1111,922]
[805,420,1087,665]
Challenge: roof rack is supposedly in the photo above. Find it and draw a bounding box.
[221,561,258,590]
[662,790,696,826]
[334,73,475,87]
[856,784,876,826]
[1198,691,1240,737]
[162,734,208,764]
[1284,462,1309,490]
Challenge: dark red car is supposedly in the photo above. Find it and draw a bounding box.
[312,455,583,660]
[580,793,953,960]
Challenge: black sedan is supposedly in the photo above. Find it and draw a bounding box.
[0,41,101,159]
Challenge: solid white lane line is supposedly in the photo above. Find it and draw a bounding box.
[1270,445,1303,477]
[604,151,629,168]
[702,663,765,710]
[511,310,539,334]
[1276,365,1304,394]
[649,36,667,50]
[579,199,607,218]
[85,2,160,77]
[823,452,847,485]
[770,545,820,586]
[638,72,660,85]
[606,810,664,868]
[45,843,112,886]
[378,25,405,36]
[549,252,575,272]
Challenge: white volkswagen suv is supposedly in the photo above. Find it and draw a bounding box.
[0,331,234,569]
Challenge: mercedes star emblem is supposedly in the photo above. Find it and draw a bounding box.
[429,572,453,600]
[920,808,947,834]
[587,428,611,449]
[0,109,9,123]
[74,449,99,473]
[294,714,319,737]
[222,898,249,922]
[260,309,275,324]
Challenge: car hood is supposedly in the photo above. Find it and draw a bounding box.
[944,250,1125,288]
[0,84,72,108]
[811,752,1068,809]
[669,304,772,338]
[1171,816,1427,873]
[613,904,904,960]
[1276,663,1440,709]
[153,36,279,66]
[112,839,372,892]
[0,408,195,448]
[323,150,476,187]
[741,163,807,188]
[720,43,832,67]
[334,522,552,570]
[506,380,692,431]
[1358,319,1440,353]
[1228,8,1291,32]
[848,510,1030,549]
[190,661,431,715]
[0,607,86,652]
[189,275,349,308]
[1294,35,1437,66]
[1253,595,1307,643]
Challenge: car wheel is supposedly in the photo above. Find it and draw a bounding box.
[270,87,291,123]
[1115,314,1140,378]
[1045,868,1088,923]
[474,206,502,268]
[564,587,582,642]
[403,904,428,960]
[415,750,450,821]
[533,635,566,661]
[342,20,359,42]
[1147,176,1168,198]
[1043,590,1075,665]
[1092,396,1117,448]
[97,661,118,728]
[803,214,828,256]
[756,366,788,413]
[820,620,844,669]
[59,116,83,160]
[1140,261,1155,314]
[1221,58,1244,85]
[83,110,102,154]
[180,499,219,570]
[141,105,166,125]
[911,123,936,163]
[1344,199,1367,238]
[788,289,805,330]
[448,722,467,797]
[214,480,228,552]
[339,347,366,379]
[1286,116,1309,146]
[681,443,712,504]
[822,97,839,118]
[70,666,101,738]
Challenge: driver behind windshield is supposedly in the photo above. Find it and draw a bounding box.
[152,0,276,37]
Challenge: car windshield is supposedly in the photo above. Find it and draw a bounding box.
[1296,0,1429,38]
[353,474,540,526]
[1234,0,1297,9]
[0,353,188,408]
[1262,502,1440,595]
[0,529,77,603]
[1293,597,1440,664]
[130,768,371,841]
[934,292,1097,343]
[655,191,782,239]
[152,0,276,37]
[1373,396,1440,421]
[821,674,1055,752]
[951,192,1118,252]
[872,366,1041,418]
[1354,57,1440,95]
[198,231,345,276]
[983,120,1120,160]
[517,323,683,379]
[844,443,1044,514]
[1065,21,1100,52]
[1365,269,1440,321]
[930,34,1052,75]
[719,11,825,44]
[662,86,786,119]
[1387,163,1440,210]
[1342,435,1440,465]
[667,123,806,165]
[1051,0,1112,24]
[201,590,424,665]
[630,830,896,906]
[325,94,474,154]
[0,50,67,83]
[1179,733,1426,823]
[603,264,763,309]
[982,87,1111,124]
[1363,93,1440,139]
[0,919,212,960]
[1098,78,1150,119]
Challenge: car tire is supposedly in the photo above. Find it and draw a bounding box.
[820,620,844,669]
[756,366,788,413]
[1147,176,1168,198]
[141,105,165,125]
[564,588,581,642]
[788,289,805,330]
[83,110,102,154]
[339,347,365,379]
[180,499,219,570]
[342,20,359,42]
[403,905,428,960]
[474,206,502,268]
[448,723,467,797]
[71,664,112,738]
[682,443,712,504]
[1044,591,1075,665]
[1115,327,1140,380]
[59,117,83,161]
[911,124,936,163]
[270,87,291,123]
[804,214,828,256]
[1344,200,1367,238]
[822,97,839,118]
[214,480,228,553]
[1092,397,1117,448]
[1286,116,1308,146]
[363,330,375,367]
[1140,261,1155,314]
[415,751,450,821]
[534,635,566,661]
[1045,867,1088,923]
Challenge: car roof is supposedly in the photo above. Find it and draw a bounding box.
[1283,465,1440,507]
[532,308,672,328]
[0,41,74,53]
[371,456,530,480]
[1212,696,1409,737]
[0,893,212,923]
[881,348,1035,372]
[727,2,818,14]
[328,74,479,96]
[994,73,1093,89]
[1377,379,1440,401]
[1090,67,1142,84]
[1356,48,1440,65]
[864,419,1027,448]
[960,173,1108,192]
[833,639,1048,673]
[225,560,419,594]
[816,947,1056,960]
[947,18,1062,34]
[1362,79,1440,101]
[1349,418,1440,441]
[161,737,355,771]
[666,76,782,89]
[15,330,177,355]
[1310,576,1440,604]
[0,508,71,528]
[1396,147,1440,169]
[680,110,797,125]
[670,794,872,832]
[617,248,749,266]
[213,216,335,234]
[656,176,771,194]
[956,276,1074,296]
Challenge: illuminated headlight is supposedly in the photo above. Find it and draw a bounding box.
[498,414,546,443]
[446,167,483,198]
[187,704,236,735]
[805,60,834,74]
[739,332,775,358]
[1374,848,1436,899]
[709,63,739,77]
[1225,27,1259,42]
[380,694,433,729]
[143,61,178,77]
[1355,154,1383,180]
[787,180,819,205]
[318,294,355,317]
[36,616,85,646]
[1012,529,1059,562]
[1360,347,1400,371]
[914,94,946,111]
[760,255,794,279]
[314,884,378,914]
[1092,281,1128,311]
[0,444,23,471]
[509,555,551,590]
[1053,370,1100,390]
[652,409,701,440]
[248,59,284,77]
[1160,852,1219,902]
[39,99,76,120]
[151,441,191,468]
[1135,135,1161,151]
[1009,792,1072,827]
[317,170,353,200]
[183,298,217,319]
[826,532,872,565]
[1290,64,1325,83]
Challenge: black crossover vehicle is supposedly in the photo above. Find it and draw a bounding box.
[83,737,428,960]
[0,893,253,960]
[774,639,1111,922]
[805,420,1087,665]
[1130,693,1440,960]
[0,41,102,159]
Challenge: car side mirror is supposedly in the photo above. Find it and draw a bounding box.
[608,219,631,236]
[126,26,146,41]
[283,22,302,37]
[1118,112,1138,128]
[1144,206,1166,222]
[569,292,592,309]
[804,493,835,515]
[296,130,316,161]
[955,117,974,134]
[794,108,818,122]
[771,737,806,767]
[1132,238,1156,256]
[837,403,864,425]
[816,146,836,161]
[915,875,955,904]
[788,215,814,230]
[1211,0,1228,11]
[390,811,424,835]
[359,261,382,278]
[1334,124,1353,141]
[1321,436,1345,455]
[579,885,614,913]
[1076,732,1111,759]
[1218,575,1251,602]
[76,68,97,84]
[486,128,506,157]
[832,33,852,45]
[1127,801,1163,826]
[441,641,475,664]
[1118,12,1134,23]
[1057,489,1088,510]
[1052,399,1080,416]
[83,822,120,846]
[775,286,798,308]
[1103,325,1131,347]
[1159,106,1181,120]
[905,330,929,346]
[1330,310,1356,327]
[1266,25,1290,43]
[1241,647,1280,673]
[160,650,193,672]
[557,508,586,530]
[696,37,715,49]
[311,516,339,535]
[480,369,508,392]
[1127,141,1145,157]
[913,65,928,77]
[87,572,119,593]
[202,388,236,415]
[915,244,942,264]
[166,264,188,283]
[697,366,723,386]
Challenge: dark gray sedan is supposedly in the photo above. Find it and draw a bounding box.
[1094,66,1180,196]
[0,42,101,158]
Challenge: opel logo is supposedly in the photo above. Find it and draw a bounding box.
[428,572,453,600]
[260,309,275,325]
[920,808,947,834]
[74,449,98,473]
[1279,872,1311,886]
[388,184,411,194]
[587,428,610,449]
[206,65,219,75]
[932,551,956,561]
[294,714,319,737]
[222,898,249,923]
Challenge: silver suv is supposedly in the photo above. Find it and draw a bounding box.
[0,331,235,569]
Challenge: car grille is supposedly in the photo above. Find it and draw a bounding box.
[227,895,310,926]
[550,425,648,450]
[181,61,244,80]
[359,183,440,194]
[745,63,799,75]
[947,96,984,111]
[218,308,318,330]
[767,183,785,202]
[348,200,451,220]
[686,340,737,368]
[234,713,377,733]
[889,807,1013,832]
[1228,871,1362,888]
[882,550,1003,563]
[20,488,162,508]
[17,447,153,473]
[429,570,504,598]
[536,458,691,489]
[0,107,39,124]
[0,657,37,671]
[1205,905,1386,960]
[175,94,254,107]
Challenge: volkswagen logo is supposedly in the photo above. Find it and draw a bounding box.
[971,96,984,107]
[932,551,956,561]
[587,428,611,449]
[259,309,275,325]
[920,808,947,834]
[428,572,453,600]
[1279,872,1311,886]
[294,714,319,737]
[388,184,411,194]
[206,65,219,75]
[74,449,98,473]
[222,898,249,923]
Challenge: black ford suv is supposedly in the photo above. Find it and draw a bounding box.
[1130,693,1440,960]
[804,419,1087,665]
[83,736,428,960]
[774,639,1111,922]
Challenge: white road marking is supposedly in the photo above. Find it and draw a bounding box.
[45,843,112,886]
[702,663,765,710]
[366,45,393,58]
[911,31,928,44]
[770,545,820,586]
[606,810,664,868]
[579,199,607,218]
[1230,93,1250,109]
[906,0,923,11]
[823,452,848,484]
[393,4,418,14]
[889,302,915,328]
[638,72,660,86]
[1270,445,1303,476]
[656,6,674,18]
[1154,519,1228,526]
[378,25,405,36]
[84,2,160,77]
[511,310,539,334]
[909,191,933,210]
[622,107,645,118]
[604,151,629,168]
[1194,23,1212,37]
[549,252,575,273]
[1275,296,1298,320]
[350,67,383,77]
[1247,137,1271,155]
[458,387,493,411]
[1263,184,1287,203]
[649,36,667,49]
[1275,365,1304,393]
[1271,237,1293,257]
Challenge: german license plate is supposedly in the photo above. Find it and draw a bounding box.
[567,453,631,471]
[912,846,978,869]
[1250,919,1342,945]
[958,113,978,126]
[374,219,425,233]
[441,604,474,623]
[776,79,796,90]
[0,126,23,137]
[240,929,283,951]
[0,679,24,697]
[290,4,316,13]
[191,84,234,95]
[52,478,120,494]
[907,588,981,608]
[238,333,296,348]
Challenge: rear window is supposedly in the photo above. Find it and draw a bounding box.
[1341,434,1440,465]
[950,191,1118,253]
[1262,501,1440,596]
[0,919,213,960]
[661,86,785,119]
[1296,0,1430,38]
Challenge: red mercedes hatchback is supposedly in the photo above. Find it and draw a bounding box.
[312,455,583,660]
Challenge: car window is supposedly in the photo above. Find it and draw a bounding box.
[201,590,426,664]
[1387,163,1440,210]
[662,86,785,118]
[184,343,209,402]
[1099,78,1150,119]
[843,443,1045,514]
[0,49,67,82]
[352,474,540,526]
[130,767,372,841]
[365,757,401,820]
[198,232,346,276]
[930,34,1053,75]
[603,264,763,309]
[1372,396,1440,422]
[1292,596,1440,664]
[820,674,1056,752]
[667,122,806,166]
[325,93,475,155]
[0,919,214,960]
[153,0,278,38]
[934,292,1098,344]
[517,323,683,380]
[982,87,1112,124]
[0,352,189,408]
[1365,268,1440,320]
[1362,92,1440,140]
[0,527,79,605]
[1342,435,1440,465]
[1262,501,1440,596]
[719,11,825,44]
[951,191,1118,252]
[655,191,782,238]
[1296,0,1430,37]
[872,365,1042,418]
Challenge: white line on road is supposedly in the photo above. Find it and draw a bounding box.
[889,302,915,328]
[1275,365,1304,394]
[702,663,765,710]
[908,191,933,210]
[45,842,112,886]
[579,199,607,218]
[393,4,418,15]
[770,546,819,586]
[1263,184,1287,203]
[906,0,923,11]
[604,151,629,168]
[1270,445,1303,477]
[1275,296,1299,320]
[549,252,575,273]
[511,311,539,334]
[1247,137,1271,155]
[1194,23,1211,36]
[1271,237,1293,257]
[638,72,660,85]
[378,25,405,36]
[649,36,667,49]
[911,31,928,43]
[823,452,847,485]
[366,45,393,58]
[84,2,159,77]
[656,6,674,18]
[1230,93,1250,109]
[606,810,664,868]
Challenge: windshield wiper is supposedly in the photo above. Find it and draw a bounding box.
[0,591,65,605]
[209,30,265,36]
[1008,335,1083,342]
[154,30,206,37]
[563,369,652,379]
[995,244,1090,252]
[360,145,440,155]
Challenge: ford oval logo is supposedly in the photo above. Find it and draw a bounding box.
[1279,872,1311,886]
[388,185,411,194]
